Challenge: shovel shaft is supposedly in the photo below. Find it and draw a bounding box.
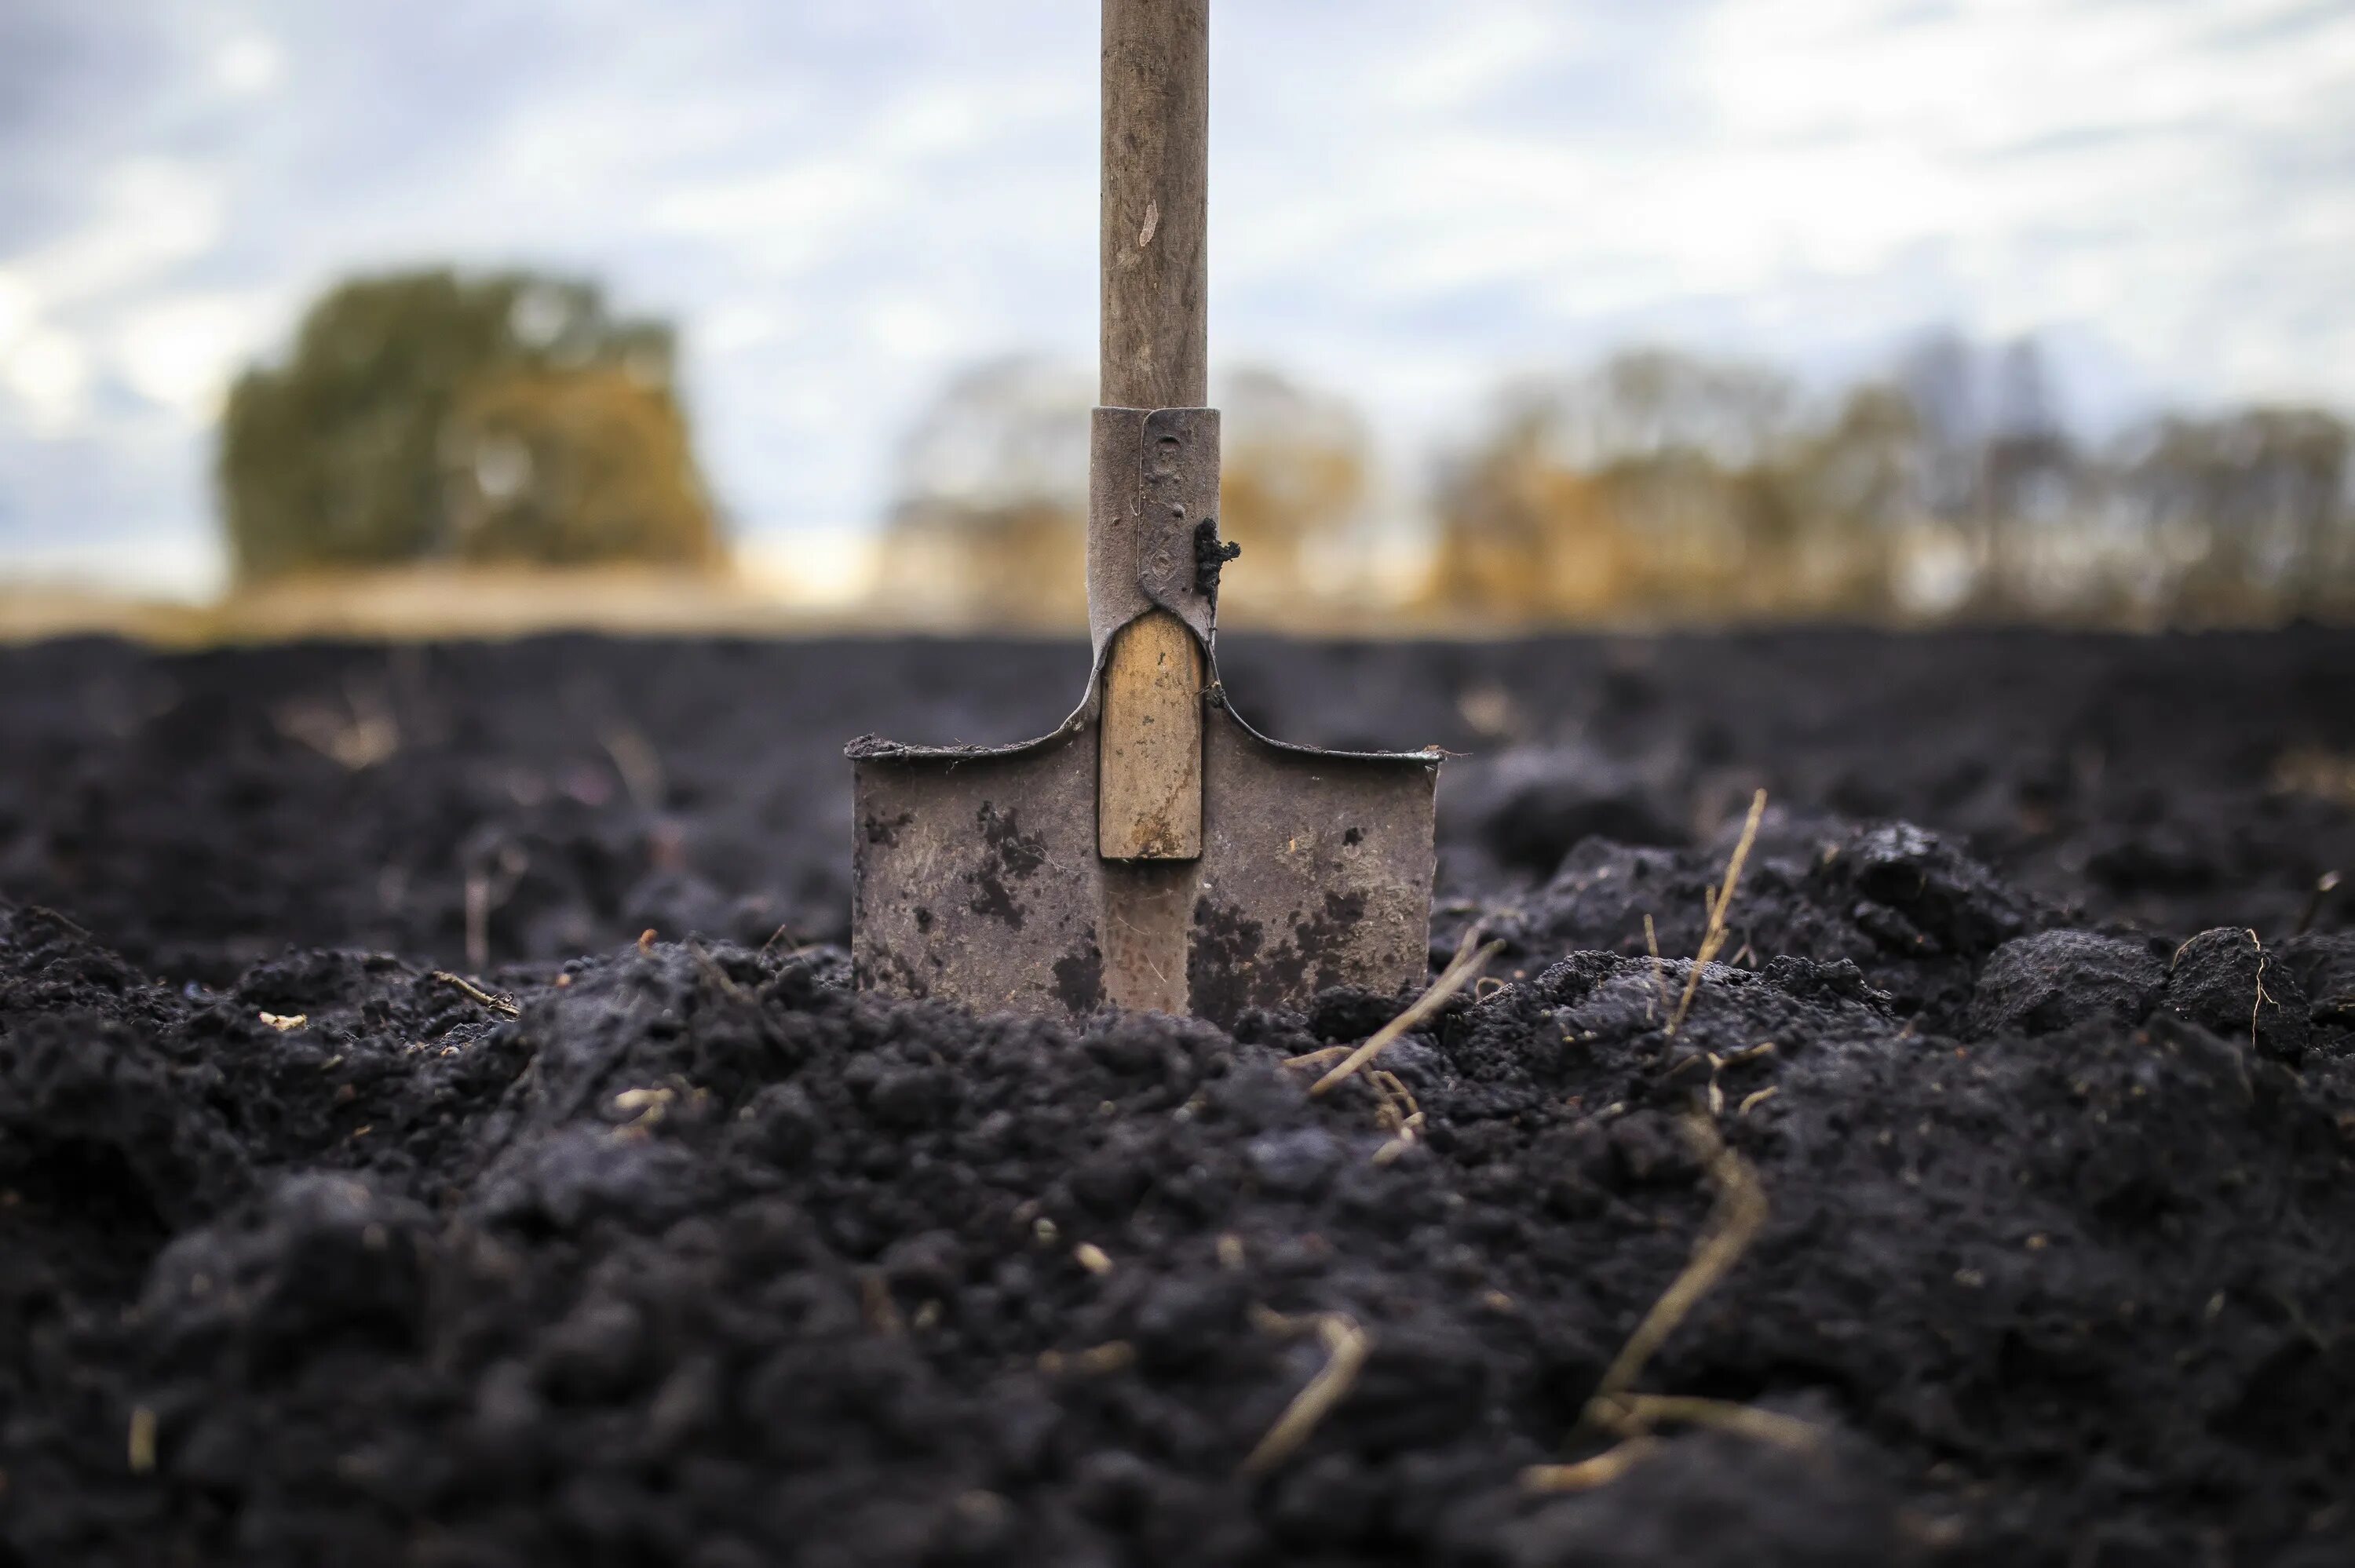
[1101,0,1207,407]
[1097,0,1209,873]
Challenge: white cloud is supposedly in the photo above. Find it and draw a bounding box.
[2,323,93,435]
[650,161,882,254]
[865,296,966,361]
[0,271,32,349]
[214,33,286,97]
[1381,5,1568,112]
[111,294,272,418]
[17,158,225,307]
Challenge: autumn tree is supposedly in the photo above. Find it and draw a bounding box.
[878,356,1094,629]
[1429,349,1830,622]
[2123,407,2353,622]
[1214,367,1372,622]
[1765,384,1921,614]
[220,269,722,579]
[879,359,1376,629]
[1426,396,1627,623]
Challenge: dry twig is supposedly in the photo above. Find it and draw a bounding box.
[1522,1437,1661,1493]
[1367,1069,1426,1163]
[1590,1392,1819,1452]
[1526,1115,1812,1492]
[1039,1341,1135,1377]
[689,941,751,1005]
[1590,1115,1769,1409]
[1667,789,1766,1036]
[127,1406,157,1475]
[430,971,521,1018]
[1240,1313,1371,1477]
[1310,935,1502,1097]
[1368,1070,1422,1136]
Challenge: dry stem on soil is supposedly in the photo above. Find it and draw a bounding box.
[1666,789,1767,1036]
[429,971,521,1018]
[126,1406,157,1475]
[1522,1437,1663,1493]
[1309,932,1503,1097]
[1589,1114,1769,1404]
[1239,1312,1373,1478]
[1038,1341,1136,1377]
[1523,1114,1808,1493]
[1592,1393,1820,1451]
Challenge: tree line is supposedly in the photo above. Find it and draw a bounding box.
[886,340,2355,629]
[219,271,2350,627]
[1423,337,2355,626]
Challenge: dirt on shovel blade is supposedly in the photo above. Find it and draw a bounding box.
[2,626,2354,1567]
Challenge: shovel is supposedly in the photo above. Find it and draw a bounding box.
[847,0,1439,1025]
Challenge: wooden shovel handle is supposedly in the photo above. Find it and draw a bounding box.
[1098,0,1209,862]
[1101,0,1207,410]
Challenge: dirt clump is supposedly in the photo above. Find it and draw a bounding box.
[2162,927,2311,1062]
[1967,931,2167,1038]
[3,629,2355,1566]
[3,858,2353,1564]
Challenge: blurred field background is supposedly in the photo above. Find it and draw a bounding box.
[2,1,2351,642]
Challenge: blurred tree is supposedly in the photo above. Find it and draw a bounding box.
[1426,397,1638,622]
[1764,383,1922,614]
[220,269,721,578]
[1888,333,2110,615]
[2124,407,2353,622]
[1896,330,1993,523]
[878,358,1378,629]
[1973,339,2083,612]
[884,337,2353,633]
[1215,367,1371,621]
[443,366,720,567]
[878,356,1094,629]
[1429,348,1853,622]
[1560,348,1795,470]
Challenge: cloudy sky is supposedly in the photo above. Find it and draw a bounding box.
[2,0,2350,596]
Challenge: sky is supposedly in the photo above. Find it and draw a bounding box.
[1,0,2350,597]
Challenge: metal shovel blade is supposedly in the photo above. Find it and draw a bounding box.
[848,2,1437,1024]
[849,700,1437,1026]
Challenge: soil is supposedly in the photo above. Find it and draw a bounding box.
[3,626,2354,1567]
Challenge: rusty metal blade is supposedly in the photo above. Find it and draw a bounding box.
[849,692,1437,1026]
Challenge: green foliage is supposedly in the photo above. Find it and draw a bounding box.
[219,269,721,578]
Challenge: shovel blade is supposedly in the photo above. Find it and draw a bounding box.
[851,703,1436,1026]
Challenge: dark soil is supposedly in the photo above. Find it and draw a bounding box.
[3,627,2354,1567]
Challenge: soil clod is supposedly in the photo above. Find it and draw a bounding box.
[4,629,2355,1566]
